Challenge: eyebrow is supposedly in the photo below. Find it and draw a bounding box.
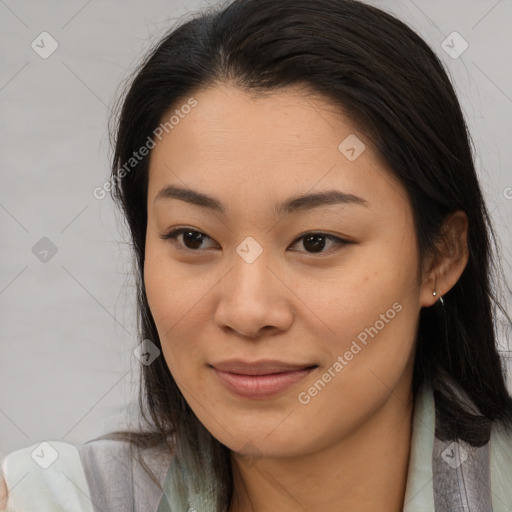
[154,185,368,216]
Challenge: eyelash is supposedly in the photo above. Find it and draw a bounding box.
[159,228,351,255]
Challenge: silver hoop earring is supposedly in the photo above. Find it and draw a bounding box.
[433,289,444,306]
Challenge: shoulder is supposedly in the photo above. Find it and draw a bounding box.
[490,421,512,510]
[1,437,175,511]
[78,435,173,482]
[78,436,174,511]
[1,440,93,511]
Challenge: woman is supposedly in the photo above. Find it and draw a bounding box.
[2,0,512,510]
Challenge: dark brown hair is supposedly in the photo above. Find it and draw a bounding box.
[92,0,512,509]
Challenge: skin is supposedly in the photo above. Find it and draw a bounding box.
[144,83,469,512]
[0,472,6,510]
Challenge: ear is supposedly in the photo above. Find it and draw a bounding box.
[420,210,469,308]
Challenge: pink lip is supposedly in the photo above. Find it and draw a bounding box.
[210,359,317,399]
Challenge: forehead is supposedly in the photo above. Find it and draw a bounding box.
[147,84,406,210]
[151,83,358,156]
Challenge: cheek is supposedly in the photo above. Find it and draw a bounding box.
[144,257,216,419]
[143,240,224,396]
[144,237,204,330]
[289,239,421,420]
[294,239,419,350]
[143,246,198,364]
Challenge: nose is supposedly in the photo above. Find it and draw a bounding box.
[213,248,294,339]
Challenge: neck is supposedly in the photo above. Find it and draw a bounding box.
[228,385,415,512]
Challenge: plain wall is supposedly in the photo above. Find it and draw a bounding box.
[1,0,511,458]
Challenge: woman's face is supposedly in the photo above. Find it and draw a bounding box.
[144,84,433,459]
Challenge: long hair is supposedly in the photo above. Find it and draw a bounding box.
[93,0,512,509]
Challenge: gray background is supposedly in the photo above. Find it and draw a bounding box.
[1,0,511,457]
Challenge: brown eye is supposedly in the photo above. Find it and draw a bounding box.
[302,234,328,253]
[160,228,217,251]
[289,232,349,254]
